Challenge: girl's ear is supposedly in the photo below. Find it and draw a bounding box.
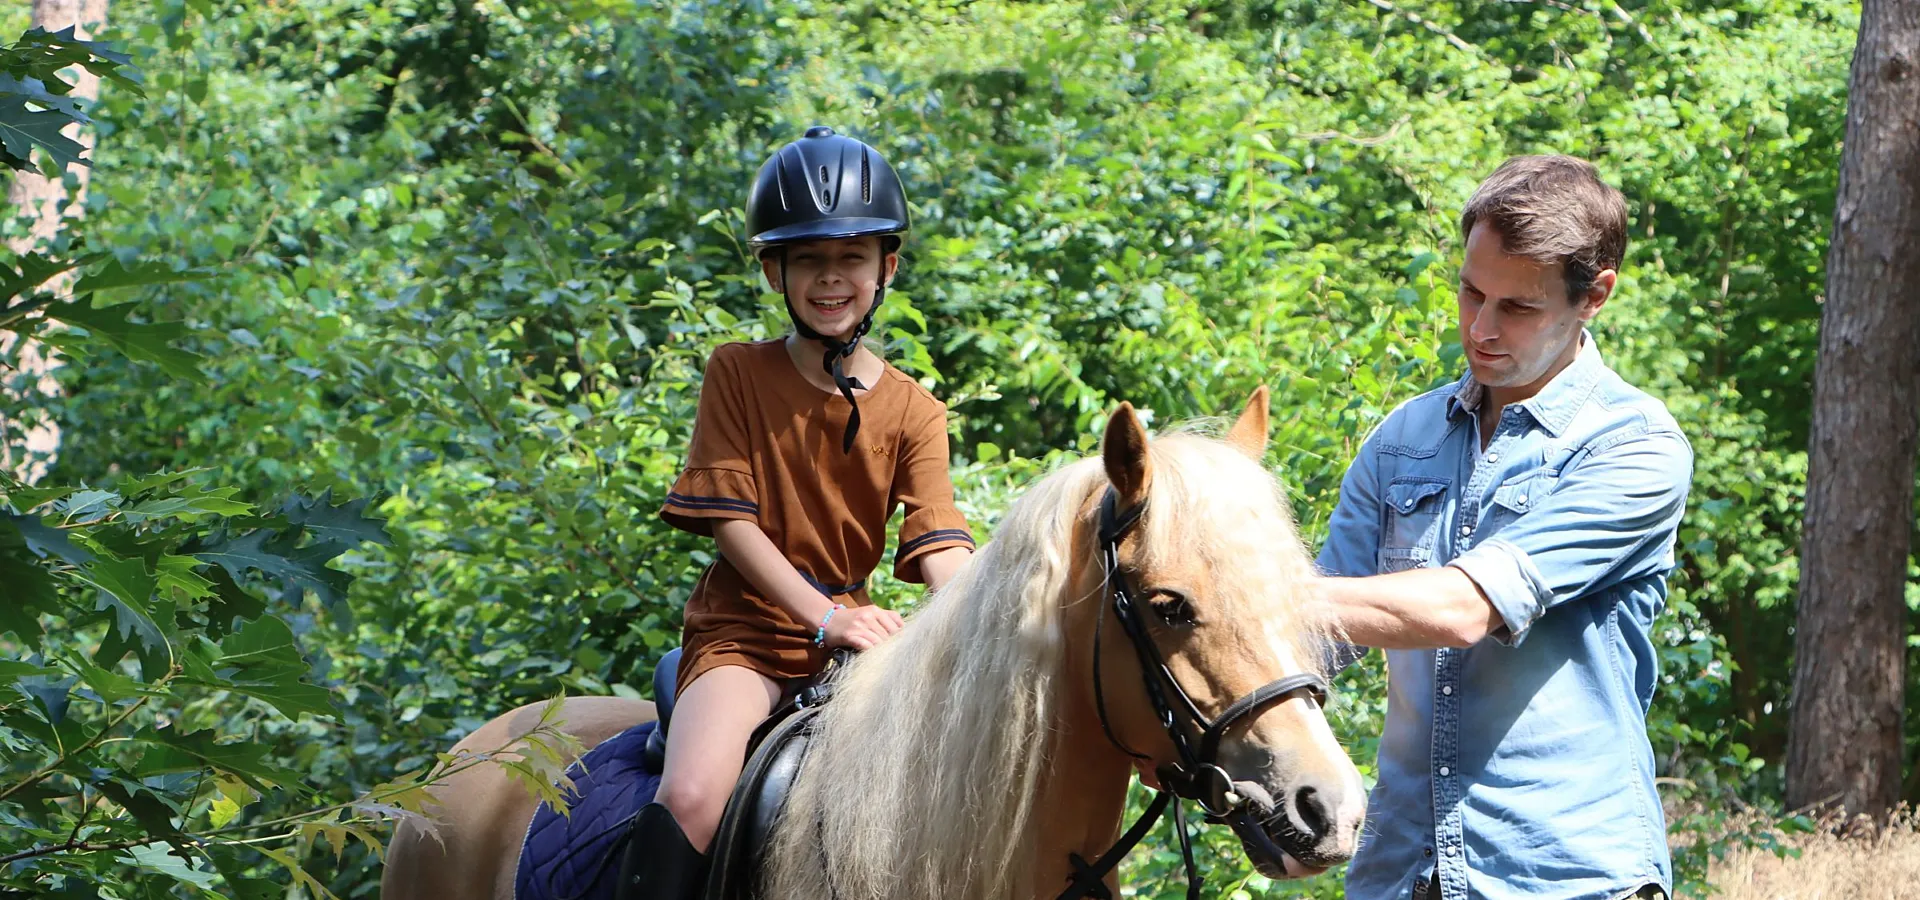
[883,251,899,286]
[761,254,783,294]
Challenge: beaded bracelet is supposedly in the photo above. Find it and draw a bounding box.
[814,604,845,648]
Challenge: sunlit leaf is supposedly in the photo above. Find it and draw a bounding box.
[121,842,218,890]
[48,300,205,381]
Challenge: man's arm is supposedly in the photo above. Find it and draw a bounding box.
[1311,566,1503,649]
[1312,427,1692,650]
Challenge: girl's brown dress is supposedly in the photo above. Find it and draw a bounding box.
[659,339,974,693]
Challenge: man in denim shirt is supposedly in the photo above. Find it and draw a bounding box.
[1304,156,1693,900]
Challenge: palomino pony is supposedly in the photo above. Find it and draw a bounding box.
[381,389,1366,900]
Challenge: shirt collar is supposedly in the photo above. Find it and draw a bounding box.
[1447,329,1603,437]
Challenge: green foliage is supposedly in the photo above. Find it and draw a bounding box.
[0,29,482,900]
[0,25,140,171]
[4,0,1904,897]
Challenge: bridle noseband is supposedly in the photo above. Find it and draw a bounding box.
[1059,488,1332,900]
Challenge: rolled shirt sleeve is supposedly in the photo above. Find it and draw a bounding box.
[1316,429,1386,579]
[1450,426,1693,646]
[1315,425,1387,671]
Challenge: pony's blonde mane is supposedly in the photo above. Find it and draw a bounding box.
[764,425,1323,900]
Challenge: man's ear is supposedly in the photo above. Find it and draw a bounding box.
[1579,269,1617,321]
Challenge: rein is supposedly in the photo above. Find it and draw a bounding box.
[1057,489,1331,900]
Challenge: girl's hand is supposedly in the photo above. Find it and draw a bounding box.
[822,604,904,651]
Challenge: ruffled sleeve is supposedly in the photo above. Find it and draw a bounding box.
[890,392,974,582]
[660,344,761,536]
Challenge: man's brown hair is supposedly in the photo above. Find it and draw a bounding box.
[1459,155,1628,303]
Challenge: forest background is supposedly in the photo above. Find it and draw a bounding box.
[3,0,1913,898]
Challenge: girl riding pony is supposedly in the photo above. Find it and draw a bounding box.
[622,126,976,900]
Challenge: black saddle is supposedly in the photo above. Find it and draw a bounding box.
[701,703,820,900]
[634,648,850,900]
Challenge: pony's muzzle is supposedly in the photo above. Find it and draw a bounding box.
[1229,778,1357,870]
[1292,786,1332,842]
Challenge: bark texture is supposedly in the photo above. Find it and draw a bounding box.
[1785,0,1920,820]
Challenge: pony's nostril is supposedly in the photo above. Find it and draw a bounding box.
[1293,786,1331,839]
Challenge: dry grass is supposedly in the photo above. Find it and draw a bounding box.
[1703,805,1920,900]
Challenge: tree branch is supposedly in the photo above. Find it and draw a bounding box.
[64,788,101,846]
[0,714,575,868]
[0,675,170,806]
[0,833,156,867]
[1297,115,1414,147]
[1608,2,1656,46]
[1361,0,1479,56]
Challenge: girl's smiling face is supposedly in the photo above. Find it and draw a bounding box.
[762,236,898,342]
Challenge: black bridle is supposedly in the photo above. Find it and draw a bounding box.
[1058,488,1332,900]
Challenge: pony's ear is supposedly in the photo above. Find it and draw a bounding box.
[1225,385,1270,461]
[1102,402,1154,508]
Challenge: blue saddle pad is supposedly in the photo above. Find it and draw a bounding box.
[515,721,662,900]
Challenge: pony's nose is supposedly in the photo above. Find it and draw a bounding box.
[1292,786,1331,841]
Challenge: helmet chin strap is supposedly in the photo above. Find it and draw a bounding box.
[778,248,883,454]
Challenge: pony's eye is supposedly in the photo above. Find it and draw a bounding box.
[1149,590,1199,628]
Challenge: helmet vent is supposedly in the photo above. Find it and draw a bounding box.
[860,149,872,203]
[818,165,830,184]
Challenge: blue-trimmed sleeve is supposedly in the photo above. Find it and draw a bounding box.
[1315,426,1385,672]
[1450,427,1693,646]
[660,345,761,537]
[890,394,973,583]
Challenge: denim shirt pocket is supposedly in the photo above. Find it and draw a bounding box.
[1487,470,1555,535]
[1379,477,1449,572]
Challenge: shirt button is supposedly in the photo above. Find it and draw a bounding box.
[1459,524,1473,537]
[1517,494,1528,504]
[1442,685,1454,696]
[1486,452,1499,463]
[1445,845,1458,856]
[1439,766,1452,776]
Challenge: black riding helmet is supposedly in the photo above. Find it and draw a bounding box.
[746,126,910,453]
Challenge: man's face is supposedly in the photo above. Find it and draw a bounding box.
[1456,221,1611,402]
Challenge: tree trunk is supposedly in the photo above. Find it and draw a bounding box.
[1,0,110,482]
[1785,0,1920,821]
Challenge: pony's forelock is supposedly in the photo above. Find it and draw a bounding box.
[1139,432,1332,676]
